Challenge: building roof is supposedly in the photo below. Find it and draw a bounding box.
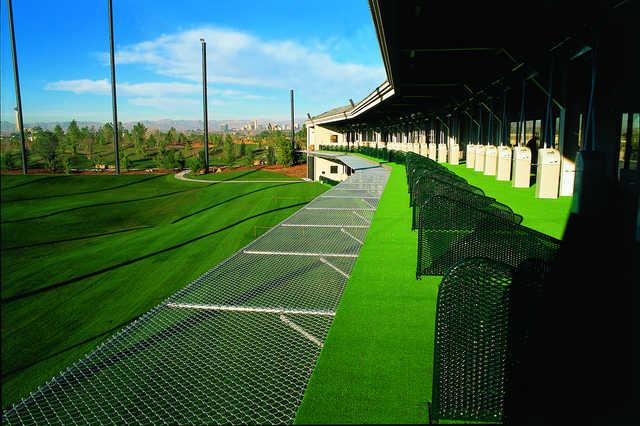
[312,105,353,121]
[308,151,381,171]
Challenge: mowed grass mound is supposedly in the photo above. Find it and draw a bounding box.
[1,171,326,409]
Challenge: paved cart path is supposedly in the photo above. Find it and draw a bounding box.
[175,170,311,184]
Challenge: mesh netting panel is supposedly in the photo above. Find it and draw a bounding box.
[5,309,331,425]
[3,157,390,425]
[412,183,522,230]
[321,188,383,198]
[306,196,379,210]
[408,168,463,201]
[431,257,513,423]
[417,196,559,277]
[411,177,493,230]
[246,225,367,255]
[283,209,374,227]
[172,253,356,311]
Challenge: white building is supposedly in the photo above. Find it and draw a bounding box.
[306,152,353,182]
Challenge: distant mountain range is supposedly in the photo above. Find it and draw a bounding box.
[0,118,305,135]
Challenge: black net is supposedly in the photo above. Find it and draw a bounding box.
[430,256,556,423]
[417,196,558,277]
[411,176,490,230]
[411,179,522,231]
[409,169,466,204]
[430,257,513,423]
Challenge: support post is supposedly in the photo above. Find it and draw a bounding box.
[108,0,120,174]
[8,0,28,174]
[201,38,209,173]
[291,89,295,156]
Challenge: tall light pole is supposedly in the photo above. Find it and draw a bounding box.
[290,89,295,155]
[7,0,28,174]
[201,38,209,173]
[108,0,120,174]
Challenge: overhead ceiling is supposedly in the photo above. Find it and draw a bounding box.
[318,0,635,130]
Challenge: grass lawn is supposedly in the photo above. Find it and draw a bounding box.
[1,172,327,409]
[296,153,572,423]
[185,168,301,181]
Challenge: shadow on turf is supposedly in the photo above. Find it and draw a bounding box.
[2,174,166,202]
[1,175,69,190]
[2,201,309,304]
[188,168,260,182]
[1,317,137,381]
[221,168,260,181]
[171,181,304,224]
[1,187,203,224]
[1,226,153,251]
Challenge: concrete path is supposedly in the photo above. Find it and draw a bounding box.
[175,170,310,183]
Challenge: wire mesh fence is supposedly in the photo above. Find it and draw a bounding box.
[417,195,559,277]
[3,157,389,425]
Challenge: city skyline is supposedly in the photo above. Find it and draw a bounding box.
[0,116,304,135]
[0,0,384,124]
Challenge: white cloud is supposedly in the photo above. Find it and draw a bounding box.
[45,79,110,94]
[114,26,385,100]
[45,79,262,99]
[43,26,385,119]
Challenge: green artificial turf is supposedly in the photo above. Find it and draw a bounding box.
[1,173,326,409]
[295,162,440,424]
[184,168,301,181]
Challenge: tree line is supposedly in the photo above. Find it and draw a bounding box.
[1,121,308,173]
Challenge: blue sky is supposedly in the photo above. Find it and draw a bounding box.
[0,0,385,124]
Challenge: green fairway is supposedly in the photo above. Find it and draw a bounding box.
[1,171,327,409]
[185,168,301,181]
[296,153,572,423]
